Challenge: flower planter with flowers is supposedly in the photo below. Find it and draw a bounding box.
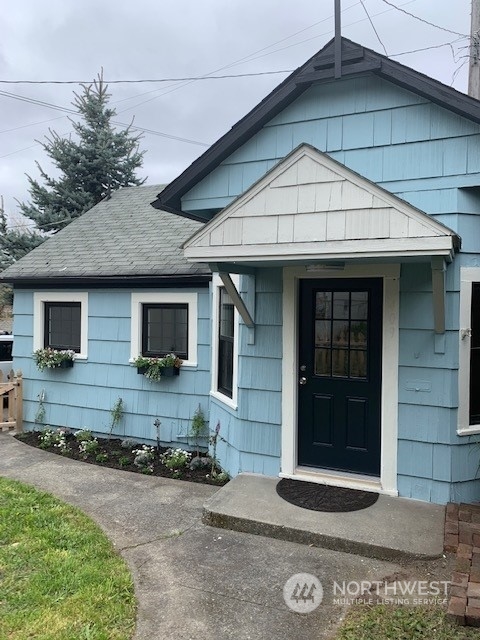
[33,348,76,371]
[133,354,182,381]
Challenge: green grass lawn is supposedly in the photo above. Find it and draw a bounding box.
[336,603,480,639]
[0,477,136,639]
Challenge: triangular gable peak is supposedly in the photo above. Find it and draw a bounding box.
[156,37,480,216]
[183,144,458,264]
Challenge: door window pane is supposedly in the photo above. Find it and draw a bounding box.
[315,348,331,376]
[333,292,349,319]
[332,321,349,348]
[315,320,330,347]
[315,292,332,319]
[351,292,368,319]
[332,349,349,377]
[350,321,367,349]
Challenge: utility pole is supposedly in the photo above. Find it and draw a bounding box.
[468,0,480,98]
[335,0,342,78]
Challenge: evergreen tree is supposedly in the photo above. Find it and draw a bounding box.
[0,199,44,271]
[19,72,145,232]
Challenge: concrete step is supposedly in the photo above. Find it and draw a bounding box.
[203,473,445,563]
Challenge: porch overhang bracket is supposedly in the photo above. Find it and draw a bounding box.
[431,257,446,335]
[217,271,255,337]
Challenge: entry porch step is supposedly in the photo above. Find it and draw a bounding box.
[203,473,445,563]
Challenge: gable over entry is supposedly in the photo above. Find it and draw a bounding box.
[183,144,460,333]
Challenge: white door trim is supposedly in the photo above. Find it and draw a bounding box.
[281,264,400,496]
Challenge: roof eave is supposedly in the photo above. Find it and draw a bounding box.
[1,273,212,288]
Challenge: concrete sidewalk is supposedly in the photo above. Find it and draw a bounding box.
[0,433,442,639]
[204,474,445,562]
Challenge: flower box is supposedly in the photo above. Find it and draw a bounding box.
[133,354,182,381]
[162,366,180,377]
[58,359,74,369]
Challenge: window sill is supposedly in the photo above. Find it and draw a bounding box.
[210,389,237,411]
[457,426,480,436]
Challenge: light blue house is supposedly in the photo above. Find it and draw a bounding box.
[3,185,212,447]
[4,37,480,504]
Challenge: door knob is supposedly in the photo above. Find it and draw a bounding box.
[299,377,307,385]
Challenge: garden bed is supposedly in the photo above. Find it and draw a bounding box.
[15,429,229,486]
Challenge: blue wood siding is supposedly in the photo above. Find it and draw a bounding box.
[13,288,211,450]
[207,269,283,478]
[181,76,480,226]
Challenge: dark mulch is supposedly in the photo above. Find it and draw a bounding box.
[276,478,378,512]
[15,431,228,486]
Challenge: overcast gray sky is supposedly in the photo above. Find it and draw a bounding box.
[0,0,472,225]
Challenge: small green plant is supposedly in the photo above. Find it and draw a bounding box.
[172,470,183,479]
[209,420,226,476]
[161,448,191,471]
[132,444,155,470]
[118,456,131,467]
[38,427,61,449]
[34,391,46,424]
[191,404,207,457]
[74,428,93,442]
[78,438,99,457]
[109,397,125,437]
[212,471,230,484]
[38,427,71,453]
[33,347,75,371]
[96,453,109,463]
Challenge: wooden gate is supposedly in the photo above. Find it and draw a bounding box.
[0,370,23,433]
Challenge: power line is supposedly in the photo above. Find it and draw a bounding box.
[0,90,209,147]
[0,69,293,86]
[389,38,467,58]
[359,0,388,56]
[380,0,468,38]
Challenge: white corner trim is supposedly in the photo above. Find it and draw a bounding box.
[210,273,239,409]
[130,292,198,367]
[457,267,480,435]
[33,291,88,359]
[281,264,399,495]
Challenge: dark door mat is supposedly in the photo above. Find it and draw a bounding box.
[276,478,379,512]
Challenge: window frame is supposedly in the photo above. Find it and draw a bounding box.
[210,274,239,409]
[141,302,189,359]
[44,301,82,352]
[458,268,480,435]
[33,292,88,359]
[131,292,198,367]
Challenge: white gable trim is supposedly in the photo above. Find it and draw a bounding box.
[184,144,457,263]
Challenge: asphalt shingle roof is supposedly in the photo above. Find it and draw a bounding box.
[1,184,209,282]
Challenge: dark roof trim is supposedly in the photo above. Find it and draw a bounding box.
[4,274,211,288]
[149,202,208,223]
[153,37,480,214]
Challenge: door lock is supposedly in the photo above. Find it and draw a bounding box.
[299,377,307,385]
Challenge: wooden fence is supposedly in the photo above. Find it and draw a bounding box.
[0,370,23,433]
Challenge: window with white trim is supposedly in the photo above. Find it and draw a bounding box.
[33,292,88,358]
[131,292,198,366]
[458,268,480,434]
[211,274,239,408]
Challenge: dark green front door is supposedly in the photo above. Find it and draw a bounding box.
[298,279,383,476]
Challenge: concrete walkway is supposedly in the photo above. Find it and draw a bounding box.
[0,433,440,639]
